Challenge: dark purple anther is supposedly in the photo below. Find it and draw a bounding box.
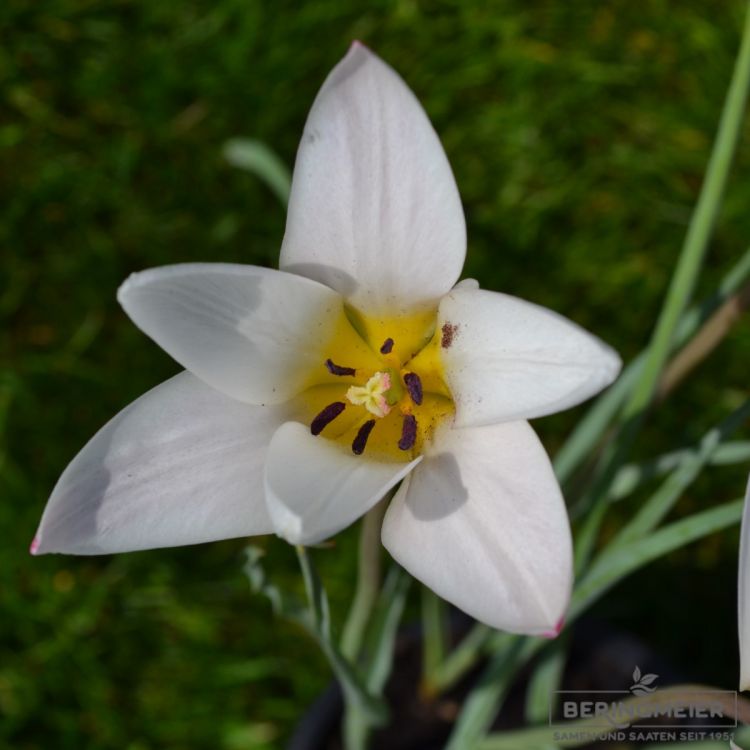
[380,338,394,354]
[325,358,356,377]
[403,372,423,405]
[311,402,346,435]
[352,419,376,455]
[398,414,417,451]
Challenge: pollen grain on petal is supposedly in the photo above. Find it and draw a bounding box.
[441,322,459,349]
[311,401,346,435]
[380,337,394,354]
[352,419,377,455]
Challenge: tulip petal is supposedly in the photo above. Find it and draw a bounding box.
[264,422,420,545]
[739,474,750,690]
[33,372,286,554]
[118,263,355,405]
[431,287,621,427]
[280,42,466,316]
[453,278,480,291]
[382,420,572,635]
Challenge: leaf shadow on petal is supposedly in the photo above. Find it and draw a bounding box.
[403,452,468,522]
[282,263,359,300]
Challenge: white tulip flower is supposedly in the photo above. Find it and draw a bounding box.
[33,43,621,636]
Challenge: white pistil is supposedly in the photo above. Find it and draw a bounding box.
[346,371,392,418]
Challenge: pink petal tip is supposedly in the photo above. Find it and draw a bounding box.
[29,535,40,556]
[541,617,565,639]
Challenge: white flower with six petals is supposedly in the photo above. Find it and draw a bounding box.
[33,43,621,637]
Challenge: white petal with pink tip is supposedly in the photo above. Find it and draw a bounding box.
[382,420,572,635]
[34,373,284,554]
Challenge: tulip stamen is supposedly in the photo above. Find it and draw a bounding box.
[403,372,423,405]
[398,414,417,451]
[379,337,394,354]
[325,359,357,376]
[308,312,454,461]
[310,401,346,435]
[352,419,377,455]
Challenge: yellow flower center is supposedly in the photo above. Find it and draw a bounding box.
[294,305,455,462]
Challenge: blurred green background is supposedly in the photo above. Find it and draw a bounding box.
[2,1,750,748]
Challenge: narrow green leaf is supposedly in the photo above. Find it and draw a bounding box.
[613,399,750,547]
[223,138,291,207]
[341,499,389,661]
[524,639,568,724]
[421,586,448,683]
[554,359,639,486]
[427,623,495,694]
[365,566,411,694]
[341,566,409,750]
[573,395,750,573]
[295,544,330,637]
[609,440,750,502]
[478,723,574,749]
[243,546,306,626]
[445,637,536,750]
[622,3,750,421]
[450,500,742,746]
[480,701,748,750]
[294,546,387,726]
[555,244,750,489]
[572,498,743,620]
